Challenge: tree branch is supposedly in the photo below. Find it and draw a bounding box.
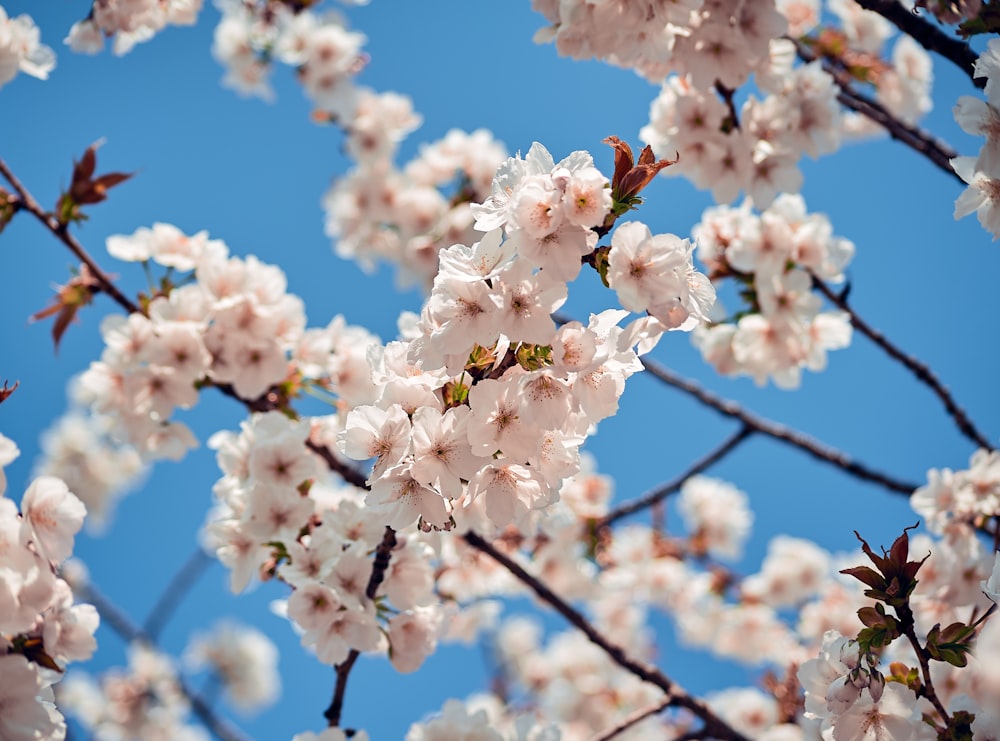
[591,695,675,741]
[853,0,983,89]
[324,526,397,729]
[306,439,371,491]
[462,530,750,741]
[812,276,993,451]
[639,357,920,495]
[144,549,213,641]
[0,157,142,315]
[597,425,754,529]
[789,39,963,184]
[74,582,251,741]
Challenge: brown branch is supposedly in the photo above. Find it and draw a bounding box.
[591,695,674,741]
[144,549,213,641]
[74,582,251,741]
[0,157,142,315]
[324,526,396,729]
[324,649,361,729]
[853,0,983,88]
[789,38,963,185]
[812,276,993,451]
[639,358,920,495]
[597,425,754,529]
[463,530,750,741]
[714,81,741,132]
[306,439,371,491]
[898,603,951,724]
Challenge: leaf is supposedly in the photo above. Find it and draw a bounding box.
[0,379,18,405]
[58,141,134,223]
[841,565,886,591]
[29,264,99,353]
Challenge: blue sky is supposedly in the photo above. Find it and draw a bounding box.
[0,2,997,738]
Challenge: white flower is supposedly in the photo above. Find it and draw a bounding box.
[952,155,1000,240]
[184,621,280,711]
[0,9,56,89]
[831,683,919,741]
[982,551,1000,603]
[0,655,65,741]
[0,432,19,497]
[21,476,86,563]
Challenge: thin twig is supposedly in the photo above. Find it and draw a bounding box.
[324,526,397,729]
[812,276,993,451]
[898,603,951,723]
[0,157,142,315]
[590,695,675,741]
[75,582,251,741]
[463,530,751,741]
[639,358,920,495]
[598,425,754,528]
[144,549,213,641]
[852,0,983,88]
[836,85,962,182]
[789,38,963,184]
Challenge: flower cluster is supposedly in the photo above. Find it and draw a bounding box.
[953,38,1000,239]
[691,194,854,388]
[640,54,839,208]
[325,127,507,289]
[77,223,312,460]
[66,0,202,56]
[797,631,915,740]
[335,152,711,532]
[912,448,1000,536]
[210,2,511,290]
[538,1,932,208]
[183,620,281,711]
[533,0,784,88]
[60,643,208,740]
[212,0,365,110]
[0,433,97,741]
[204,411,447,673]
[34,398,145,531]
[405,696,561,741]
[0,8,55,90]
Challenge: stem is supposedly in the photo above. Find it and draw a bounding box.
[789,39,963,185]
[638,357,919,495]
[591,695,674,741]
[144,549,213,641]
[306,439,371,491]
[463,530,750,741]
[324,650,360,728]
[852,0,983,89]
[898,604,950,723]
[714,81,741,131]
[0,157,142,315]
[324,527,397,728]
[598,425,754,528]
[813,276,993,451]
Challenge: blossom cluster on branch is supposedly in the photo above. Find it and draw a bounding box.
[1,0,999,739]
[0,434,97,740]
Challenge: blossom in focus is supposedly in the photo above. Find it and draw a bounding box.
[0,654,65,741]
[952,156,1000,239]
